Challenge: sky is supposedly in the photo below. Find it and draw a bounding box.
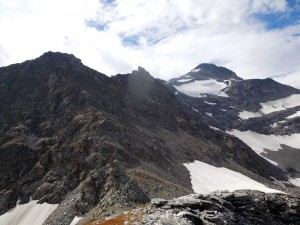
[0,0,300,87]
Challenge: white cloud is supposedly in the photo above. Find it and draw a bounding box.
[0,0,300,88]
[251,0,287,13]
[273,70,300,89]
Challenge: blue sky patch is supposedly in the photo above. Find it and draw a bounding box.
[122,35,140,47]
[86,20,106,31]
[254,0,300,30]
[101,0,115,5]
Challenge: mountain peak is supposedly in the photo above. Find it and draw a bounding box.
[134,66,149,74]
[131,66,154,81]
[37,51,82,66]
[189,63,242,81]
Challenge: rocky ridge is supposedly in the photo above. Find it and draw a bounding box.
[81,190,300,225]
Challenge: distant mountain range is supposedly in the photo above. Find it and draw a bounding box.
[0,52,299,225]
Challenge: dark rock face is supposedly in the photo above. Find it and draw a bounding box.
[98,190,300,225]
[225,78,300,111]
[0,52,296,224]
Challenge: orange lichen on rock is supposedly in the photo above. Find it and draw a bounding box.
[85,214,126,225]
[84,209,145,225]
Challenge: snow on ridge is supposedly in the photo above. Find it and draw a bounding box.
[173,79,229,98]
[0,200,58,225]
[191,68,201,73]
[183,161,282,194]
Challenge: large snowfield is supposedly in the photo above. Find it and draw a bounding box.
[184,161,281,194]
[227,129,300,171]
[239,94,300,119]
[227,129,300,154]
[0,200,58,225]
[173,79,228,97]
[260,94,300,114]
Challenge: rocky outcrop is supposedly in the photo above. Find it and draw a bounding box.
[87,190,300,225]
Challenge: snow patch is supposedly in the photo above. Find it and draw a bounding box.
[0,200,58,225]
[286,111,300,119]
[238,94,300,119]
[204,101,216,105]
[183,161,281,194]
[260,94,300,114]
[176,78,194,83]
[173,79,229,98]
[239,110,262,120]
[224,79,231,86]
[70,216,82,225]
[270,123,278,128]
[192,107,199,112]
[227,129,300,165]
[220,109,227,111]
[227,130,300,154]
[192,68,201,73]
[219,91,229,97]
[209,126,221,131]
[289,178,300,187]
[206,113,213,117]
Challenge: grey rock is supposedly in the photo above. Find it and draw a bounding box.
[134,190,300,225]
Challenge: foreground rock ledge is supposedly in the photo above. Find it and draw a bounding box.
[82,190,300,225]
